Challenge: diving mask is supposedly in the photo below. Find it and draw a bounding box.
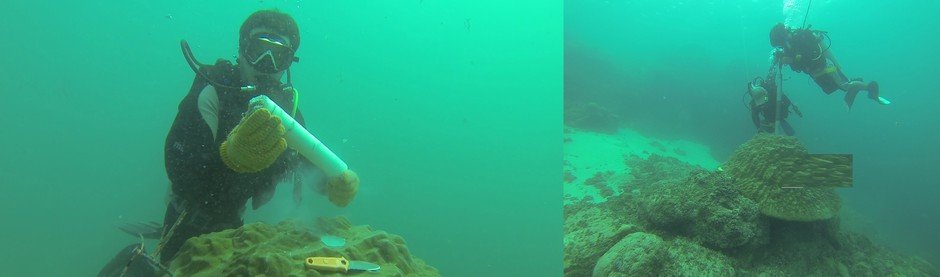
[750,83,769,107]
[243,33,297,74]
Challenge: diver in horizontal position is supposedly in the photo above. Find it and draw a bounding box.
[99,10,359,277]
[769,23,890,108]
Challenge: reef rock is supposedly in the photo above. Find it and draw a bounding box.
[593,232,735,276]
[168,217,440,277]
[724,134,842,221]
[625,154,696,190]
[639,170,766,249]
[734,218,939,276]
[563,135,938,277]
[592,232,664,276]
[564,102,621,134]
[564,199,636,277]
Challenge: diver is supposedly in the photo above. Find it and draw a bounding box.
[99,10,359,277]
[745,73,802,136]
[768,23,890,108]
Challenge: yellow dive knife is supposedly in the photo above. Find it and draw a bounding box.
[305,257,381,273]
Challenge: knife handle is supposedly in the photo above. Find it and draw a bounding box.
[305,257,350,273]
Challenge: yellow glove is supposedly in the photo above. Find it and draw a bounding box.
[220,108,287,173]
[327,170,359,207]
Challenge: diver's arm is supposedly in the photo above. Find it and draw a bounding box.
[248,109,316,209]
[164,84,226,204]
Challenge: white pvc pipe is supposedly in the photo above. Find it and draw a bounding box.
[249,95,348,177]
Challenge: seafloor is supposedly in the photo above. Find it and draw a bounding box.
[107,216,441,276]
[563,123,939,276]
[167,217,440,276]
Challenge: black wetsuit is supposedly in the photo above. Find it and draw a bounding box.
[160,60,307,263]
[750,78,797,136]
[778,29,846,94]
[97,62,310,277]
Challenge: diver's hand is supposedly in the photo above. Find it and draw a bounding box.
[220,108,287,173]
[771,48,792,65]
[770,48,782,62]
[327,170,359,207]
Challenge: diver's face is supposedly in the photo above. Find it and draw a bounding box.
[242,27,295,74]
[249,28,293,50]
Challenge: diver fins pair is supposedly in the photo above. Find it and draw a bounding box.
[843,81,890,108]
[98,244,163,277]
[119,221,163,239]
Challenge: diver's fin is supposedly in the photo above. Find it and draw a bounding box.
[866,81,891,105]
[867,81,880,99]
[98,244,159,277]
[877,96,891,105]
[118,221,163,239]
[844,90,859,109]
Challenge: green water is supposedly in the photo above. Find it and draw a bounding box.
[0,0,562,275]
[566,0,940,268]
[7,0,932,275]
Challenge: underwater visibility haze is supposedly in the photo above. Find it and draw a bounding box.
[565,0,939,275]
[0,0,562,276]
